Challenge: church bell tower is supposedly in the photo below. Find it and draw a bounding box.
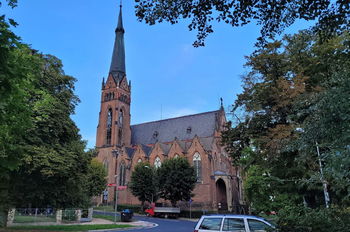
[96,5,131,149]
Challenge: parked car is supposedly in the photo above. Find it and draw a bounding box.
[194,215,276,232]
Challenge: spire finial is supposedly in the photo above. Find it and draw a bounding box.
[220,97,223,108]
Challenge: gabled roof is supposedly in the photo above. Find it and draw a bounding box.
[177,140,192,152]
[159,143,171,155]
[125,147,135,159]
[131,110,220,145]
[141,144,153,157]
[199,137,215,151]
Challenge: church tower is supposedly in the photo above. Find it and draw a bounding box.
[96,5,131,150]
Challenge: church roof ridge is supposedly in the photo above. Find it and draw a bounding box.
[131,109,220,127]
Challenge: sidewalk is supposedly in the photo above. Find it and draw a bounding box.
[10,217,156,229]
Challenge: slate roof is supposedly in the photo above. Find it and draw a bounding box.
[131,110,220,145]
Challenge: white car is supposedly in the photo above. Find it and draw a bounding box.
[194,215,276,232]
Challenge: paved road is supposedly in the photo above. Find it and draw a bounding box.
[94,211,197,232]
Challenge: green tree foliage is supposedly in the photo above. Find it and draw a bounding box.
[129,162,158,205]
[134,0,350,46]
[157,157,196,206]
[6,53,95,209]
[1,5,106,222]
[87,158,107,198]
[0,17,38,226]
[221,30,350,213]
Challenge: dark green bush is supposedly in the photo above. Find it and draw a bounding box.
[276,205,350,232]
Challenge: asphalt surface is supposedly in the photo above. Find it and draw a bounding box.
[94,211,198,232]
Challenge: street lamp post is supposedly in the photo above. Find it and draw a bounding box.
[114,174,118,223]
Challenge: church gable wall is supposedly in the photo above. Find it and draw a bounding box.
[186,137,214,206]
[167,140,185,159]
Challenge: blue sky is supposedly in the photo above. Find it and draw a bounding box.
[3,1,312,148]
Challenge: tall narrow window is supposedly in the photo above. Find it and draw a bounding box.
[103,159,109,175]
[106,109,112,145]
[118,109,123,146]
[193,152,202,182]
[119,162,126,186]
[118,128,123,146]
[154,157,161,168]
[118,109,123,126]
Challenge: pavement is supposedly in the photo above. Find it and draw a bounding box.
[9,217,157,231]
[9,211,198,232]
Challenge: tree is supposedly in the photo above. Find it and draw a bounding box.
[129,162,158,206]
[157,157,196,206]
[7,53,95,209]
[134,0,350,46]
[221,29,350,212]
[0,17,37,226]
[86,158,107,198]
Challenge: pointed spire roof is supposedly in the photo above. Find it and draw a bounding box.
[109,5,126,81]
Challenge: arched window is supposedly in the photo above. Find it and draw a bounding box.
[193,152,202,182]
[103,159,109,175]
[154,157,161,169]
[174,154,179,159]
[137,158,142,163]
[119,162,126,186]
[106,109,112,145]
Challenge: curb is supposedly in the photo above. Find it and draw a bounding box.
[88,222,158,232]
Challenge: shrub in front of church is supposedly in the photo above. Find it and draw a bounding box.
[129,162,159,207]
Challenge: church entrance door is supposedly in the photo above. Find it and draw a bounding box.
[216,178,228,211]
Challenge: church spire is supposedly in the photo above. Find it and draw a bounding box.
[109,4,126,79]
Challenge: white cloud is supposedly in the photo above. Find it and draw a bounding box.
[163,108,198,119]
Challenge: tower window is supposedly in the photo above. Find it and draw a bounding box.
[106,109,112,145]
[193,152,202,182]
[119,109,123,126]
[103,159,109,175]
[119,162,126,186]
[118,128,122,146]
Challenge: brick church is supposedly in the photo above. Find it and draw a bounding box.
[95,6,244,212]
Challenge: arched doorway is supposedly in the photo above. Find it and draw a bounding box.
[216,178,228,211]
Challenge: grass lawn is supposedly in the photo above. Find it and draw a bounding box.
[93,214,121,222]
[93,206,114,212]
[14,216,56,223]
[2,224,133,231]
